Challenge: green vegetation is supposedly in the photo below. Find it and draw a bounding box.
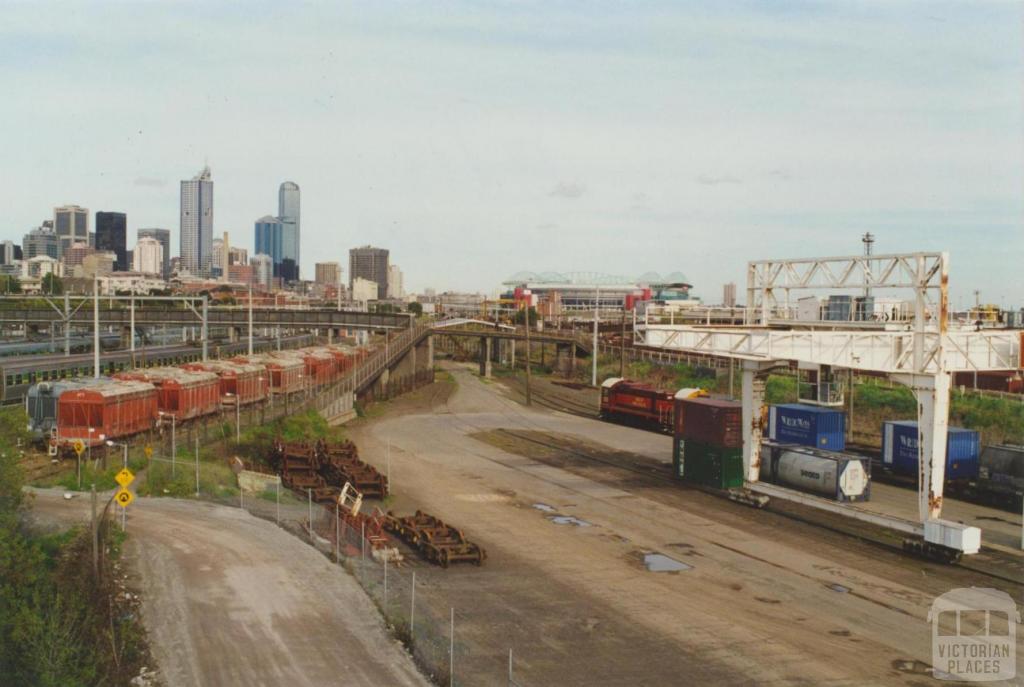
[237,409,347,460]
[37,455,148,492]
[407,301,423,316]
[41,273,63,295]
[0,274,21,294]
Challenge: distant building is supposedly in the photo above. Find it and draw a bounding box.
[278,181,300,281]
[254,216,284,278]
[180,166,213,276]
[98,273,166,296]
[228,246,247,266]
[349,246,389,300]
[351,277,378,303]
[78,252,116,279]
[22,227,60,260]
[723,282,737,308]
[95,211,128,271]
[23,255,63,279]
[211,238,225,278]
[387,264,404,299]
[133,237,164,275]
[169,256,181,275]
[53,205,89,256]
[63,242,96,270]
[250,253,273,290]
[315,262,341,286]
[137,228,171,278]
[228,263,254,285]
[0,241,16,265]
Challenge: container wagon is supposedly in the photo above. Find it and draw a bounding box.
[183,360,269,406]
[760,443,870,502]
[599,378,675,432]
[115,368,221,421]
[979,444,1024,500]
[26,378,108,441]
[233,354,304,395]
[880,421,980,481]
[56,380,158,448]
[768,404,846,451]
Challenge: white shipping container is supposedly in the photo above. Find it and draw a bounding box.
[924,519,981,555]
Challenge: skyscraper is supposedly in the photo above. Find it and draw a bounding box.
[254,216,284,276]
[137,228,171,278]
[180,166,213,276]
[133,237,163,275]
[278,181,300,281]
[250,253,273,290]
[349,246,389,300]
[315,262,341,285]
[95,211,128,271]
[22,227,60,260]
[53,205,89,256]
[387,264,404,299]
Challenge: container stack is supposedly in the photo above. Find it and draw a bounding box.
[672,396,744,489]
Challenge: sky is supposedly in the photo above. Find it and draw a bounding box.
[1,1,1021,307]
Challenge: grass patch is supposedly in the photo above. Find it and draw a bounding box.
[34,456,148,492]
[139,457,239,499]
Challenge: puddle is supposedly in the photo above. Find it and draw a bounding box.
[532,503,556,513]
[549,515,591,527]
[826,583,850,594]
[643,553,692,573]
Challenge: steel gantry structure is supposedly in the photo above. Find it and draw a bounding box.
[638,251,1021,554]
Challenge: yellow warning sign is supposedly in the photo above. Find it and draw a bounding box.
[72,440,85,456]
[114,488,133,508]
[144,445,153,458]
[115,468,135,488]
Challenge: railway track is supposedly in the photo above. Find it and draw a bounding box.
[452,371,1022,586]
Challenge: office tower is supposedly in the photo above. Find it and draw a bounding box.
[133,237,164,275]
[250,253,273,290]
[348,246,389,300]
[723,282,737,308]
[53,205,89,256]
[254,216,284,276]
[387,264,404,299]
[315,262,341,285]
[278,181,300,281]
[95,211,128,271]
[211,238,225,278]
[180,166,213,276]
[137,228,171,278]
[0,241,15,265]
[22,227,60,260]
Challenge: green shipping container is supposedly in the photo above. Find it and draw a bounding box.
[677,438,744,489]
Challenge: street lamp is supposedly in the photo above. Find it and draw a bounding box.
[159,411,176,477]
[106,439,128,468]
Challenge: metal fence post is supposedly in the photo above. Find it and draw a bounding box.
[384,556,388,611]
[450,607,455,687]
[410,570,416,637]
[307,488,312,540]
[276,480,281,524]
[361,522,365,559]
[335,506,340,561]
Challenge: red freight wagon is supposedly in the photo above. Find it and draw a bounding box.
[57,380,158,446]
[323,345,360,374]
[182,360,268,405]
[675,397,743,448]
[271,349,333,388]
[599,377,675,432]
[233,355,304,395]
[302,348,341,385]
[953,370,1024,394]
[115,368,221,421]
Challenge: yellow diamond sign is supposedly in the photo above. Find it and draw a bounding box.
[72,440,85,456]
[114,488,133,508]
[115,468,135,488]
[144,445,153,458]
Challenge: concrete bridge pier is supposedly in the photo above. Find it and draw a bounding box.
[479,336,493,378]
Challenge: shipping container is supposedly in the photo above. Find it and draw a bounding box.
[769,404,846,451]
[881,421,980,481]
[760,443,870,502]
[56,380,158,445]
[979,444,1024,496]
[115,367,221,421]
[673,437,744,489]
[675,396,742,448]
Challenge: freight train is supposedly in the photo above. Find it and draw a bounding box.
[598,378,679,432]
[2,334,315,406]
[26,339,369,456]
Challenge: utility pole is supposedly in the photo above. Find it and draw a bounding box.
[63,292,70,357]
[524,305,532,406]
[93,275,100,378]
[248,285,254,355]
[619,305,626,378]
[861,232,875,298]
[591,286,599,387]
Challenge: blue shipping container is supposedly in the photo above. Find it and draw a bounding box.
[768,404,846,451]
[881,421,980,481]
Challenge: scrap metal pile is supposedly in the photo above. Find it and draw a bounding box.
[269,438,390,504]
[384,510,487,568]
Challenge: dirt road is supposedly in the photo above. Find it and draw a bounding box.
[27,489,427,687]
[347,364,1023,686]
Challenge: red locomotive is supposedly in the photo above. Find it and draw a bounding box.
[599,378,677,432]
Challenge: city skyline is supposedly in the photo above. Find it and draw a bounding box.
[0,3,1021,306]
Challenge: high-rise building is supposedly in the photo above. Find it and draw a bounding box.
[137,228,171,278]
[278,181,300,281]
[211,238,225,278]
[228,246,248,266]
[723,282,737,308]
[180,166,213,276]
[22,227,60,260]
[254,216,284,276]
[54,205,89,256]
[387,264,404,299]
[133,237,164,275]
[351,277,378,303]
[250,253,273,291]
[95,211,128,271]
[0,241,15,265]
[64,242,96,270]
[315,262,341,285]
[349,246,389,300]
